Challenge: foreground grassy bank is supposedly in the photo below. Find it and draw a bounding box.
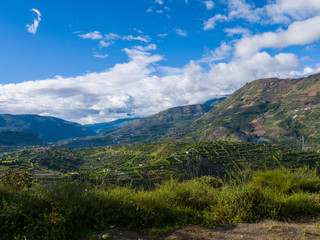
[1,167,320,239]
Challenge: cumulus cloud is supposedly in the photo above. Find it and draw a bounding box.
[198,42,233,63]
[25,8,41,34]
[235,16,320,58]
[204,0,320,30]
[265,0,320,24]
[202,0,214,10]
[227,0,261,23]
[203,14,229,31]
[0,40,309,124]
[175,29,187,37]
[155,0,163,5]
[224,27,251,37]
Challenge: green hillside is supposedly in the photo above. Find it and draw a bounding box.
[2,141,320,186]
[61,104,212,148]
[0,131,45,147]
[188,73,320,150]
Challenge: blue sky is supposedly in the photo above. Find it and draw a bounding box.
[0,0,320,124]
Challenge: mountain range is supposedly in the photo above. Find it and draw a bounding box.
[0,73,319,151]
[62,73,320,150]
[60,104,213,147]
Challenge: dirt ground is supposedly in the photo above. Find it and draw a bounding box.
[95,218,320,240]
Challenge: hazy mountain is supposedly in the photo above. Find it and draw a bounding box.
[0,114,95,143]
[62,104,213,148]
[85,118,142,134]
[0,131,46,146]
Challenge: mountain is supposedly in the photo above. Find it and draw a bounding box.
[187,73,320,150]
[0,114,95,143]
[0,131,45,146]
[62,104,212,148]
[85,118,142,134]
[62,73,320,150]
[204,96,228,107]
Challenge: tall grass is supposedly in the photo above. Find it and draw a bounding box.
[1,167,320,239]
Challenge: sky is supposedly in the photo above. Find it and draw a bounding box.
[1,0,320,124]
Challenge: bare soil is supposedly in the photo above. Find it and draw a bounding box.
[95,218,320,240]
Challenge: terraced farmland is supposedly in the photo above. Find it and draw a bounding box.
[1,141,320,188]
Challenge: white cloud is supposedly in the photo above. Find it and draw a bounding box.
[203,0,320,31]
[133,44,157,51]
[104,32,121,41]
[0,45,163,124]
[224,27,251,37]
[227,0,261,23]
[78,31,103,40]
[123,35,150,42]
[77,31,151,49]
[157,33,168,38]
[133,28,143,34]
[289,66,320,78]
[175,29,187,37]
[99,40,114,48]
[203,0,214,10]
[235,16,320,58]
[265,0,320,24]
[203,14,228,31]
[205,52,300,90]
[155,0,163,5]
[25,8,41,34]
[93,53,109,59]
[198,42,232,63]
[0,41,309,125]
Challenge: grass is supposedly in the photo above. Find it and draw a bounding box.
[1,167,320,239]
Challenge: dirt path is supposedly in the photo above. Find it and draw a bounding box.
[96,218,320,240]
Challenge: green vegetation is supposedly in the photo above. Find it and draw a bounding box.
[192,74,320,150]
[0,140,320,239]
[1,141,320,187]
[1,167,320,239]
[62,104,212,148]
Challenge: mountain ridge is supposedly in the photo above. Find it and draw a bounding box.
[62,73,320,150]
[61,104,213,148]
[0,114,95,143]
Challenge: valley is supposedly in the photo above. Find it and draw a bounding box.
[0,73,319,240]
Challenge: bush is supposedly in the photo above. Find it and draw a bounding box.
[1,167,320,239]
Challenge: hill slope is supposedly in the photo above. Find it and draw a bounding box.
[189,73,320,150]
[0,114,95,143]
[0,131,45,146]
[62,73,320,150]
[62,104,212,148]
